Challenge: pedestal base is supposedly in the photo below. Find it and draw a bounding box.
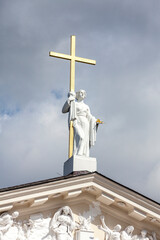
[63,155,97,176]
[76,230,94,240]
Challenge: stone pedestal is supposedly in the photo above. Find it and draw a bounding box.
[63,155,97,176]
[75,230,94,240]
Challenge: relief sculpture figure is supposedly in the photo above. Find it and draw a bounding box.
[62,90,102,157]
[0,211,19,239]
[132,230,157,240]
[138,230,149,240]
[49,206,75,240]
[149,232,157,240]
[77,215,92,231]
[98,216,121,240]
[121,226,134,240]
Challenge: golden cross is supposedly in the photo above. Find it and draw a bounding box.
[49,35,96,158]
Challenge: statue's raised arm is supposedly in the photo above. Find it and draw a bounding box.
[62,91,76,114]
[98,216,121,240]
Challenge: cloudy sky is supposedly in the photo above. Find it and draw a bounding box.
[0,0,160,203]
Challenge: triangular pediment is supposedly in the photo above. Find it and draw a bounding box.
[0,172,159,240]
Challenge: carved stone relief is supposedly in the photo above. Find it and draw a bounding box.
[77,216,92,231]
[48,206,75,240]
[98,216,157,240]
[0,208,158,240]
[0,211,19,240]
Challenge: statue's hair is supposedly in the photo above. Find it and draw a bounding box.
[141,230,147,234]
[114,224,121,231]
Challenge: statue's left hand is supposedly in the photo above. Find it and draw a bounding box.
[96,119,104,124]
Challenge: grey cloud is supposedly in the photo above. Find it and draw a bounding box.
[0,0,160,202]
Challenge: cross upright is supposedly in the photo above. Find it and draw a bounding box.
[49,35,96,158]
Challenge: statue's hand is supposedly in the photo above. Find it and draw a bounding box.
[68,96,75,102]
[100,215,105,221]
[68,91,76,102]
[96,119,104,124]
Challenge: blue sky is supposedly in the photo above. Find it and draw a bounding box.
[0,0,160,203]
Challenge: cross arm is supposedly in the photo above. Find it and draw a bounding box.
[49,51,72,61]
[75,56,96,65]
[49,51,96,65]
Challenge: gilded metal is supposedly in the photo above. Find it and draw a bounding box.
[96,119,104,124]
[49,35,96,158]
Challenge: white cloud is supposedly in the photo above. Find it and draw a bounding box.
[0,0,160,202]
[146,163,160,201]
[0,99,68,187]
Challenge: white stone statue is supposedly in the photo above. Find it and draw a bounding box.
[49,206,75,240]
[0,211,19,239]
[24,213,50,240]
[16,221,26,240]
[98,216,121,240]
[121,226,134,240]
[132,230,149,240]
[77,216,92,231]
[62,90,102,157]
[148,232,157,240]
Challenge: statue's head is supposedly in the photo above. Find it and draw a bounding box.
[76,89,86,101]
[141,230,147,237]
[113,224,121,232]
[0,213,11,224]
[12,211,19,219]
[125,226,134,235]
[62,206,71,216]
